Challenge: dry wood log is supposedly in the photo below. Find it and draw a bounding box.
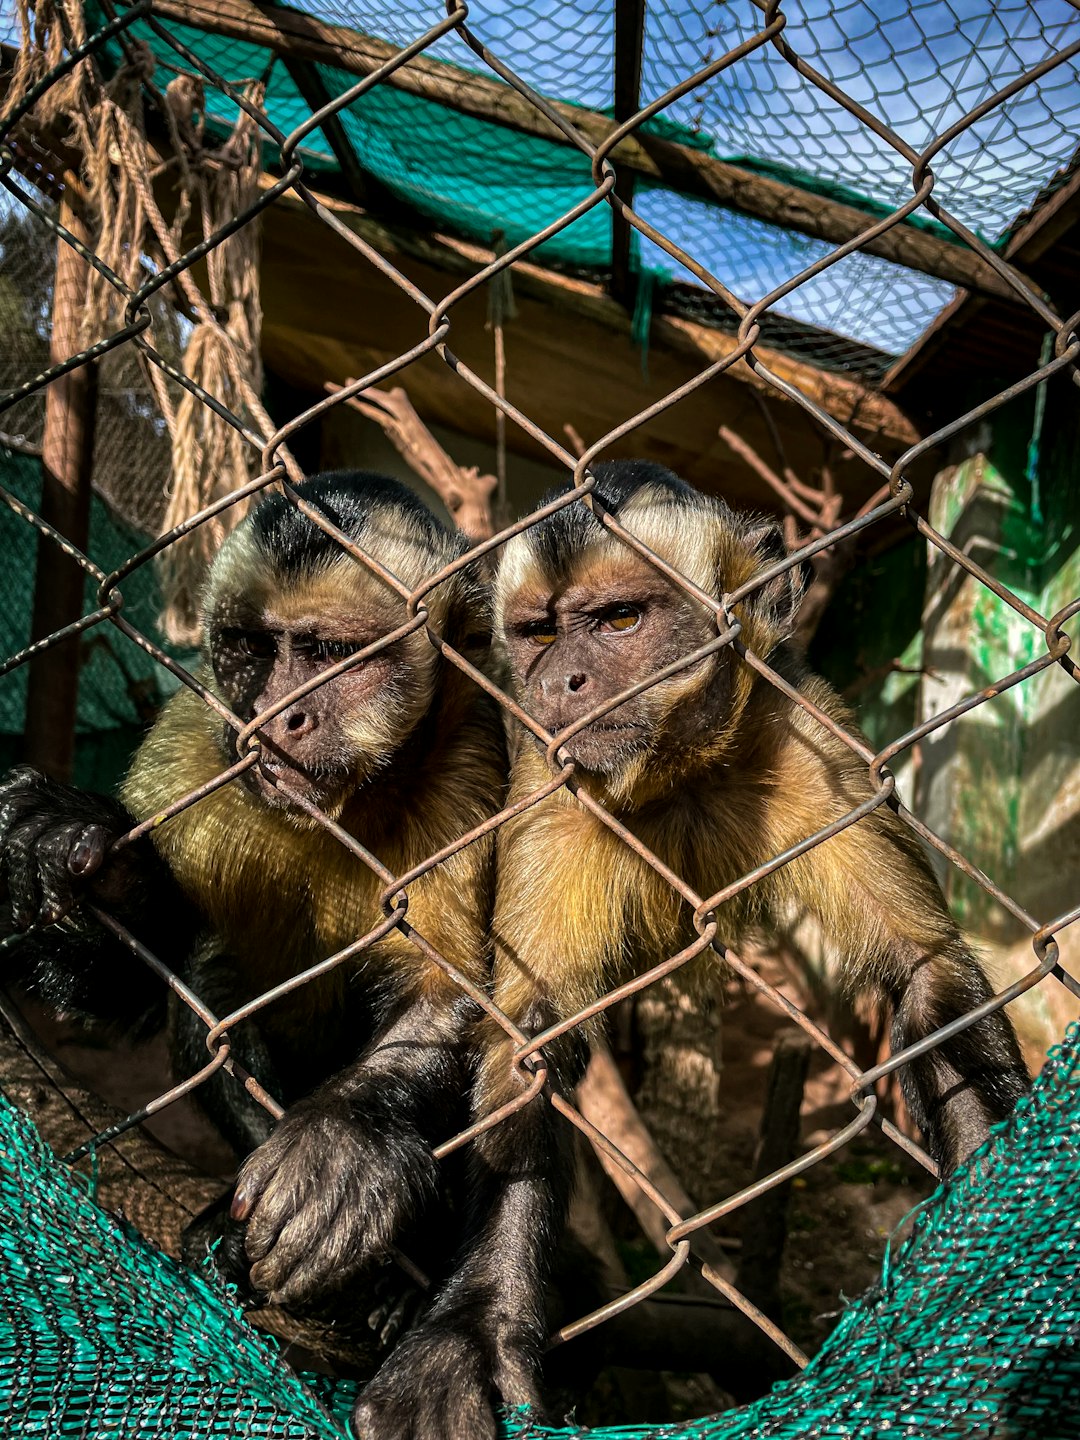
[24,190,97,784]
[576,1040,735,1283]
[735,1026,813,1321]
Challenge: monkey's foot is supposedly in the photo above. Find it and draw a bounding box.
[366,1268,426,1350]
[352,1323,540,1440]
[232,1098,438,1307]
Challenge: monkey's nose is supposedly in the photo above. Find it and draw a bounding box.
[284,708,317,736]
[567,673,587,692]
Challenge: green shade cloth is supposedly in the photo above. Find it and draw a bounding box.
[2,1021,1079,1437]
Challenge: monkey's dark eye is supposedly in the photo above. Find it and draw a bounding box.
[221,629,276,660]
[599,605,641,633]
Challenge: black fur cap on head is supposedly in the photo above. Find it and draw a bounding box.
[514,459,805,642]
[527,459,733,575]
[249,471,463,578]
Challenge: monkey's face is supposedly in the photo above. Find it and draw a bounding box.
[495,469,806,790]
[498,552,720,776]
[208,557,439,816]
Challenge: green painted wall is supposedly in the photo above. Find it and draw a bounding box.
[914,372,1080,1059]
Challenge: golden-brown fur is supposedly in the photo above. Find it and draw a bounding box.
[0,472,510,1365]
[352,460,1029,1440]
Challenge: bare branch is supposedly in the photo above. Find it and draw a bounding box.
[842,657,940,702]
[577,1042,735,1281]
[853,480,893,521]
[750,392,824,507]
[563,422,586,459]
[326,381,498,540]
[718,424,823,529]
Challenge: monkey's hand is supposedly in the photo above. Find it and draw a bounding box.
[0,766,138,933]
[232,1094,440,1308]
[352,1316,542,1440]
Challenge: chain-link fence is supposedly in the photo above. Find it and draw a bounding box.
[0,0,1079,1432]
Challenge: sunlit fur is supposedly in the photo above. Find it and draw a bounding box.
[121,475,505,1043]
[486,463,1025,1147]
[316,462,1028,1440]
[200,488,468,803]
[0,474,521,1434]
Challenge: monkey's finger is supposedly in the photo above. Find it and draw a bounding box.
[5,819,53,926]
[249,1196,347,1299]
[68,823,109,879]
[242,1161,322,1262]
[266,1189,380,1304]
[34,825,88,922]
[231,1136,294,1224]
[248,1203,323,1283]
[0,767,47,826]
[370,1287,419,1350]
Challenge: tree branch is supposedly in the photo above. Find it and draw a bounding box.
[717,422,876,644]
[577,1041,735,1281]
[718,424,823,529]
[325,380,497,540]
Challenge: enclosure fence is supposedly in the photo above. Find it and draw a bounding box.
[0,0,1079,1402]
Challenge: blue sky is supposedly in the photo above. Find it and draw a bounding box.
[3,0,1077,356]
[287,0,1080,353]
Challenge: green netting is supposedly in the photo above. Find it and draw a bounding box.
[75,0,1080,364]
[0,446,184,788]
[88,4,670,271]
[2,1023,1079,1438]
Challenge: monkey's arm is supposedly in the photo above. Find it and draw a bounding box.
[775,722,1028,1174]
[228,984,480,1308]
[354,806,617,1439]
[353,1016,580,1440]
[0,766,196,1031]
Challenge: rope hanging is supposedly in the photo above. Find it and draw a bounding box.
[5,4,294,645]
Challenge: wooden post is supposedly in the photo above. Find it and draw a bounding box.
[610,0,645,308]
[736,1026,812,1321]
[23,189,97,782]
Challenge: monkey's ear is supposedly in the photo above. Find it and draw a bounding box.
[741,520,807,640]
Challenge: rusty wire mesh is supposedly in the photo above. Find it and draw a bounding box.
[0,0,1079,1405]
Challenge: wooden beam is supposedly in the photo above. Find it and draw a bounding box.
[610,0,645,307]
[999,159,1080,267]
[576,1043,736,1282]
[271,51,376,208]
[24,190,97,783]
[147,0,1031,303]
[269,45,425,227]
[882,161,1080,395]
[259,174,920,447]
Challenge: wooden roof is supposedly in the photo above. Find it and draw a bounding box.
[258,179,925,515]
[884,161,1080,414]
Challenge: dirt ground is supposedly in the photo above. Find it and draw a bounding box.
[706,959,934,1357]
[19,962,935,1426]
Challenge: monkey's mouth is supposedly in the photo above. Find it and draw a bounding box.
[538,717,648,769]
[247,752,349,810]
[543,713,645,740]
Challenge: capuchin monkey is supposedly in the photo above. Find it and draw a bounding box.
[0,471,506,1331]
[353,460,1029,1440]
